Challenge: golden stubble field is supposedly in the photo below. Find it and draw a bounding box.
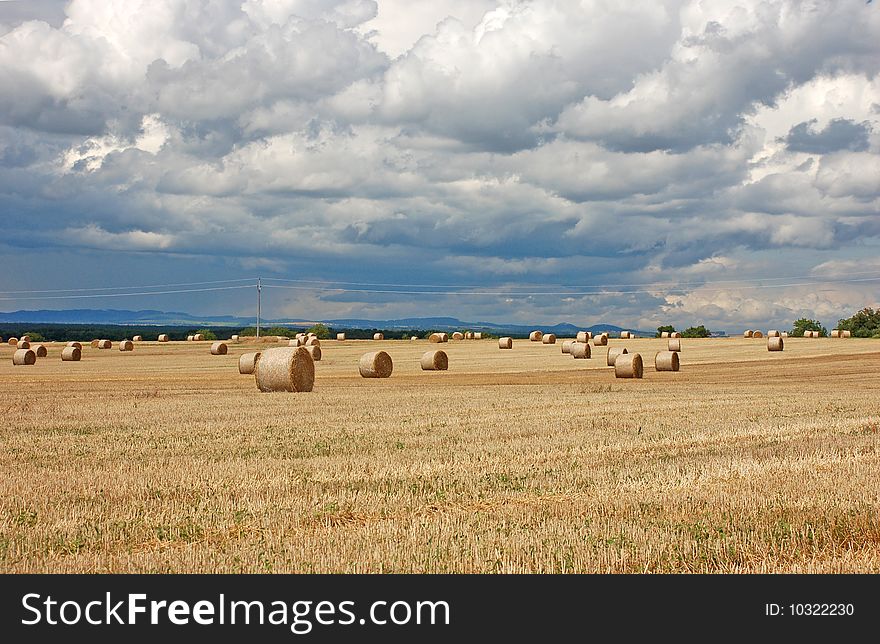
[1,335,879,573]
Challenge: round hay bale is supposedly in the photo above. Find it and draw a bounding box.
[452,332,464,340]
[132,335,143,342]
[238,351,261,374]
[542,334,557,344]
[61,346,81,362]
[410,336,419,341]
[670,332,681,338]
[842,330,851,338]
[32,344,47,358]
[655,351,679,371]
[607,346,628,367]
[576,331,591,343]
[529,330,543,342]
[593,334,608,346]
[768,336,784,352]
[230,334,240,342]
[90,339,100,348]
[13,349,36,365]
[768,330,780,337]
[98,340,112,349]
[803,330,813,338]
[210,342,228,355]
[420,350,448,371]
[498,337,513,349]
[439,333,449,342]
[193,333,204,341]
[667,338,681,352]
[119,340,133,352]
[17,340,30,349]
[20,335,30,342]
[620,331,630,339]
[780,332,788,338]
[288,338,303,347]
[158,334,169,342]
[561,340,574,354]
[743,330,753,338]
[66,341,82,350]
[660,331,670,338]
[752,330,763,338]
[305,337,320,347]
[570,342,591,359]
[186,335,194,342]
[336,333,346,341]
[255,347,315,392]
[474,332,483,340]
[304,345,321,361]
[429,333,442,343]
[8,337,19,346]
[830,330,840,338]
[373,332,384,341]
[359,351,392,378]
[614,353,643,379]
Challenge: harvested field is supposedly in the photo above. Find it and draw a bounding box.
[1,337,880,573]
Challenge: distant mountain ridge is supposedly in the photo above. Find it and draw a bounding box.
[0,308,652,336]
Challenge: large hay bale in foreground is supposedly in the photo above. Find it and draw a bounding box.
[420,350,448,371]
[768,330,780,337]
[614,353,643,379]
[498,337,513,349]
[17,340,30,349]
[570,342,591,359]
[32,344,47,357]
[98,340,112,349]
[593,334,608,346]
[607,346,628,367]
[304,345,321,361]
[561,340,573,354]
[239,351,261,374]
[373,332,384,341]
[667,338,681,352]
[655,351,680,371]
[13,349,36,365]
[132,335,143,342]
[529,330,543,342]
[210,342,228,355]
[452,332,464,340]
[158,334,169,342]
[542,334,557,344]
[66,341,82,350]
[336,333,346,341]
[359,351,393,378]
[305,337,320,347]
[768,336,784,352]
[119,340,133,352]
[255,347,314,392]
[61,346,81,362]
[752,330,764,338]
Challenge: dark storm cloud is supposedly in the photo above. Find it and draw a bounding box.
[784,118,871,153]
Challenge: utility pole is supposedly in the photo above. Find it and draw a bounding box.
[256,277,262,339]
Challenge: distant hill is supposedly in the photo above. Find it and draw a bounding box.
[0,308,652,336]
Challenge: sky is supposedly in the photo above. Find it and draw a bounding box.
[1,0,879,331]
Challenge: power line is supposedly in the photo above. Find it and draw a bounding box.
[0,285,255,301]
[0,277,258,295]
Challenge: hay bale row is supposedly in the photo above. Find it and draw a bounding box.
[13,349,36,365]
[61,346,81,361]
[768,336,784,351]
[655,351,679,371]
[239,351,261,374]
[420,350,448,371]
[614,353,643,378]
[542,334,556,345]
[359,351,393,378]
[255,347,314,392]
[529,330,543,342]
[210,342,227,355]
[498,337,513,349]
[570,342,591,359]
[607,346,627,367]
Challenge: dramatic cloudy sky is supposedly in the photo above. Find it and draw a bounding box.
[1,0,879,330]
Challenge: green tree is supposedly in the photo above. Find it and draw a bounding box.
[655,325,675,338]
[791,318,827,337]
[306,323,331,339]
[837,307,880,338]
[22,331,45,342]
[195,329,218,341]
[681,325,711,338]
